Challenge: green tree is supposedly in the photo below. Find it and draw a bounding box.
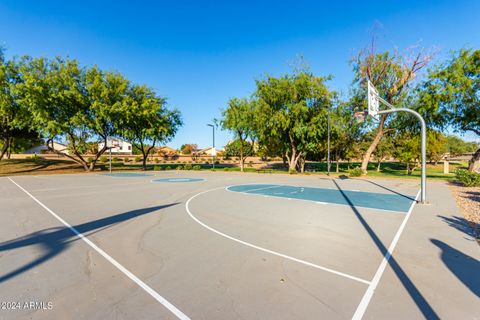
[20,57,128,171]
[352,41,432,174]
[426,130,447,165]
[373,132,394,172]
[254,71,333,172]
[120,84,182,170]
[393,133,421,175]
[221,98,256,172]
[329,102,363,171]
[225,139,254,159]
[419,49,480,172]
[0,49,30,160]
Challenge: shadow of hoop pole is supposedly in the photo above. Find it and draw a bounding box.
[331,179,439,319]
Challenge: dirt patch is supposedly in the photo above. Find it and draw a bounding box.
[449,182,480,242]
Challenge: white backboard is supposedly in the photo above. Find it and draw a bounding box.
[367,80,380,120]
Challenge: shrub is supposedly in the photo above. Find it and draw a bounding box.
[154,165,164,171]
[288,168,297,174]
[87,157,93,164]
[135,156,142,162]
[223,167,230,171]
[455,169,480,187]
[165,166,172,170]
[124,157,129,163]
[100,156,108,163]
[184,163,193,170]
[176,165,184,170]
[349,167,363,177]
[154,158,160,163]
[113,156,121,162]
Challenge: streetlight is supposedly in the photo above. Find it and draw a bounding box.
[207,124,215,169]
[327,106,331,176]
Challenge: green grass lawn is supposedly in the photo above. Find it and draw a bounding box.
[1,157,468,181]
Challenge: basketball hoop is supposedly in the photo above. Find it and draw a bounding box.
[107,138,120,149]
[354,111,367,123]
[367,80,380,120]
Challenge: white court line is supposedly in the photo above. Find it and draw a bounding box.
[186,187,371,285]
[8,177,190,320]
[234,184,283,193]
[31,181,147,192]
[351,189,420,320]
[226,184,410,214]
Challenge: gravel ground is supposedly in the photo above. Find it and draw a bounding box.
[449,182,480,242]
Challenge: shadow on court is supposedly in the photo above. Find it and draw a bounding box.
[357,178,417,201]
[437,215,480,240]
[430,239,480,297]
[0,203,178,283]
[331,179,440,319]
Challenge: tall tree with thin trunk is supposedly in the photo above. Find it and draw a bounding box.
[221,98,255,172]
[352,41,432,174]
[119,84,182,170]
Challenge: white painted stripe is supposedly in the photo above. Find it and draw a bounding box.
[316,201,328,205]
[8,177,190,320]
[239,184,282,193]
[351,189,421,320]
[32,181,147,192]
[186,188,371,285]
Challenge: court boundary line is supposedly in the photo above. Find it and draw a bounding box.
[30,181,148,192]
[225,184,412,214]
[186,187,371,285]
[351,189,421,320]
[8,177,190,320]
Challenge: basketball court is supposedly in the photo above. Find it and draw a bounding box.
[0,171,478,319]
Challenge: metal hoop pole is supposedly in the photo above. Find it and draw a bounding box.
[377,108,427,203]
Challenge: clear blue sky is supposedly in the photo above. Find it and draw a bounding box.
[1,0,479,148]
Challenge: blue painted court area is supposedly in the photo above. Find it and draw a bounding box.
[227,184,416,213]
[102,172,154,177]
[152,178,206,183]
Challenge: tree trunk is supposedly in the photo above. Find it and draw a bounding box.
[0,131,9,161]
[468,148,480,173]
[297,157,305,173]
[286,151,302,172]
[240,139,244,172]
[335,150,339,173]
[361,114,387,174]
[376,159,382,172]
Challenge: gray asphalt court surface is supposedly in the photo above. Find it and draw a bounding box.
[0,172,478,320]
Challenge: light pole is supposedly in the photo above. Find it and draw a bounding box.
[327,106,331,176]
[207,124,215,169]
